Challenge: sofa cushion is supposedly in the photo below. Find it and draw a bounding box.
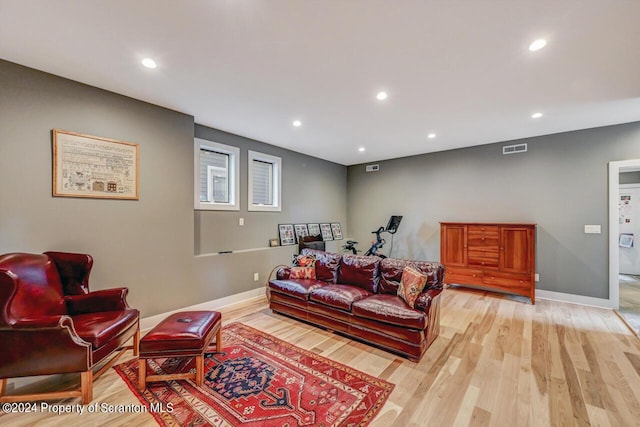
[269,279,325,301]
[337,254,381,293]
[72,308,139,349]
[309,284,372,311]
[301,249,341,283]
[380,258,444,294]
[351,294,427,329]
[397,266,428,308]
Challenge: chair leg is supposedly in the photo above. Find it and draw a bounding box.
[0,378,6,397]
[133,327,140,357]
[80,370,93,404]
[195,355,204,386]
[216,328,222,352]
[138,359,146,390]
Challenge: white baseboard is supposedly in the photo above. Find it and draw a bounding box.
[536,289,612,309]
[140,287,266,331]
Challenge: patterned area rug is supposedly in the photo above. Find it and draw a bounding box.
[114,322,394,426]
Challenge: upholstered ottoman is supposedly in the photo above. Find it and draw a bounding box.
[138,310,221,389]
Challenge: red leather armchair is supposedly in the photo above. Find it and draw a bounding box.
[0,252,140,404]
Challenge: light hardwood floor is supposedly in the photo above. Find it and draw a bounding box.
[1,286,640,427]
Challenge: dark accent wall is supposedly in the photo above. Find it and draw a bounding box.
[347,122,640,299]
[0,59,347,317]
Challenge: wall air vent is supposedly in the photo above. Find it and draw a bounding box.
[365,164,380,172]
[502,143,527,155]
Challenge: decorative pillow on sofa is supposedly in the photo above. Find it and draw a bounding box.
[397,266,428,308]
[290,253,316,279]
[292,253,316,267]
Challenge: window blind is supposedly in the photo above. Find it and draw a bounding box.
[200,149,229,203]
[252,159,273,206]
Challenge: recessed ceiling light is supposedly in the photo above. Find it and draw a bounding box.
[531,112,543,119]
[358,147,366,152]
[141,58,157,69]
[427,133,437,139]
[376,91,388,101]
[292,120,302,127]
[528,39,547,52]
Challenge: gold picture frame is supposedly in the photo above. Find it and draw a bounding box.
[52,129,139,200]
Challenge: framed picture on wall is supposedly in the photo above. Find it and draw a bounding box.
[294,224,309,241]
[278,224,296,246]
[330,223,343,240]
[320,223,334,241]
[307,223,321,238]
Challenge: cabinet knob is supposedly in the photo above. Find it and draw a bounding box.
[490,276,494,279]
[472,274,476,277]
[481,262,485,265]
[520,280,523,284]
[481,227,485,231]
[482,237,485,241]
[500,247,504,250]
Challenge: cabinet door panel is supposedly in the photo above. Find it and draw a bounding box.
[441,224,467,266]
[500,227,532,273]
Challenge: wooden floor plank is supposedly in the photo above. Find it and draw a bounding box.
[2,287,640,426]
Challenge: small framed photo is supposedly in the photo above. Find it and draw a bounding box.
[330,223,343,240]
[278,224,296,246]
[320,223,334,241]
[620,233,634,248]
[294,224,309,241]
[307,223,321,238]
[269,238,280,247]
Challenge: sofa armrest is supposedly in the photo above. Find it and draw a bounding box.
[414,288,442,314]
[65,288,130,315]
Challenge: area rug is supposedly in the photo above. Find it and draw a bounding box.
[114,322,394,426]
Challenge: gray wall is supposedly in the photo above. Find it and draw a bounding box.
[194,125,347,255]
[347,122,640,299]
[0,60,347,317]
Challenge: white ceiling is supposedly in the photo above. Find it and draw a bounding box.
[1,1,639,165]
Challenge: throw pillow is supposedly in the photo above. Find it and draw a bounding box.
[292,253,316,267]
[397,266,428,308]
[290,253,316,279]
[290,266,316,280]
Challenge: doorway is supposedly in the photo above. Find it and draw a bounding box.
[609,159,640,337]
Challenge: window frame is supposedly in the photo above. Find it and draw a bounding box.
[194,138,239,211]
[248,150,282,212]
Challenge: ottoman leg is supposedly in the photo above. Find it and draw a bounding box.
[216,327,222,352]
[195,355,204,386]
[138,359,147,390]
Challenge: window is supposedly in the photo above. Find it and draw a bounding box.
[248,150,281,212]
[194,138,239,210]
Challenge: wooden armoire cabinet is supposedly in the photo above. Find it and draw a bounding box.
[440,222,536,303]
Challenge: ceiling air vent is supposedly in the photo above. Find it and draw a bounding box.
[365,164,380,172]
[502,143,527,155]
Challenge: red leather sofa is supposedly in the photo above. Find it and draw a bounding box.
[0,252,140,403]
[268,249,444,361]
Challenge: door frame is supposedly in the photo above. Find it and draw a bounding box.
[608,159,640,309]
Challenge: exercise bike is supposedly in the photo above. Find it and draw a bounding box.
[342,240,360,255]
[343,216,403,258]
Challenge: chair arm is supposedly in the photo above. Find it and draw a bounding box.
[414,288,442,314]
[8,314,75,330]
[65,288,130,315]
[0,315,92,378]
